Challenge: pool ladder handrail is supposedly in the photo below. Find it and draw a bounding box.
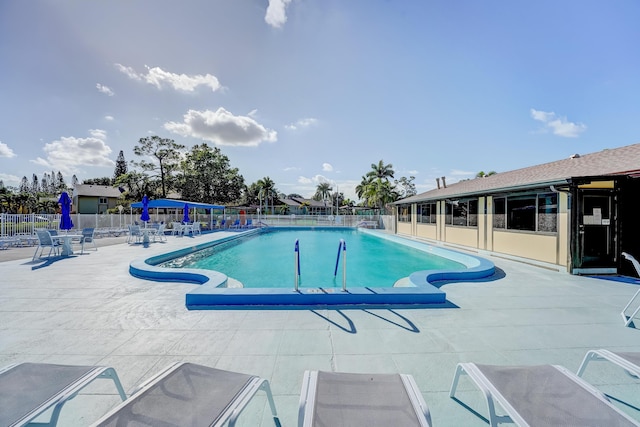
[334,239,347,291]
[294,239,301,291]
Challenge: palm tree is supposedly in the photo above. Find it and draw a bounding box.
[366,160,395,181]
[313,182,333,202]
[256,176,277,214]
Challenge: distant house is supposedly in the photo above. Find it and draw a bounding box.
[277,197,335,215]
[393,143,640,276]
[72,184,122,214]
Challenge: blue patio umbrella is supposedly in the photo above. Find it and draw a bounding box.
[58,191,73,231]
[140,195,151,223]
[183,203,190,223]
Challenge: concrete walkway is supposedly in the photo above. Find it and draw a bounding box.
[1,231,639,426]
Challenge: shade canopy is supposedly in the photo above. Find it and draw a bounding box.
[131,198,225,210]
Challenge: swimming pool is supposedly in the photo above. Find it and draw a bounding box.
[160,228,465,288]
[129,227,495,308]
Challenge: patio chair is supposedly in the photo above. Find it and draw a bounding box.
[33,229,61,260]
[578,348,640,379]
[230,219,241,229]
[0,362,126,427]
[80,227,97,253]
[90,362,280,427]
[153,223,167,242]
[450,362,640,426]
[298,370,431,427]
[621,252,640,326]
[127,225,142,244]
[171,221,183,236]
[192,222,201,236]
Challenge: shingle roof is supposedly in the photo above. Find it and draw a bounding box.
[74,184,122,198]
[398,142,640,203]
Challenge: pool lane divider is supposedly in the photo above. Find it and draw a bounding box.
[128,227,495,309]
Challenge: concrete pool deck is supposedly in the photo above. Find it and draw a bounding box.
[1,230,640,426]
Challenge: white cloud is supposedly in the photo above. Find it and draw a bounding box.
[30,129,114,174]
[284,166,301,171]
[322,163,333,172]
[164,108,277,147]
[285,117,318,130]
[96,83,114,96]
[265,0,293,28]
[115,64,221,92]
[0,141,17,158]
[450,169,474,177]
[297,176,313,184]
[104,115,114,121]
[530,108,586,138]
[0,173,20,186]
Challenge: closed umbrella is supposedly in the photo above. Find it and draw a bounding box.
[140,195,150,225]
[183,203,190,223]
[58,192,73,231]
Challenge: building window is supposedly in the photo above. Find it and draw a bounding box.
[418,202,436,224]
[398,204,411,222]
[495,192,557,233]
[537,193,558,232]
[493,197,506,229]
[450,199,478,227]
[99,197,108,204]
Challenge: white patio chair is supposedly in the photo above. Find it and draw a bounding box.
[621,252,640,327]
[153,223,167,242]
[80,227,97,253]
[33,229,61,260]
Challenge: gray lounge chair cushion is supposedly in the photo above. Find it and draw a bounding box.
[476,364,638,427]
[311,371,422,427]
[615,352,640,368]
[95,363,255,426]
[0,363,100,426]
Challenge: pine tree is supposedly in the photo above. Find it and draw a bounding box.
[30,174,39,194]
[56,171,66,192]
[113,150,128,182]
[19,176,29,193]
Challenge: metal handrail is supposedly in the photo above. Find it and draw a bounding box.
[294,239,300,291]
[334,239,347,290]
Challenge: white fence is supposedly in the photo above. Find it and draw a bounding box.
[1,213,390,237]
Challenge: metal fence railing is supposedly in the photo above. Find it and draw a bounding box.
[1,213,390,237]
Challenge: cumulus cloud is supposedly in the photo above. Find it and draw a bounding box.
[322,163,333,172]
[104,115,114,121]
[164,108,277,147]
[96,83,114,96]
[0,141,17,158]
[0,173,20,185]
[285,117,318,130]
[530,108,586,138]
[30,129,114,174]
[265,0,293,28]
[115,64,221,92]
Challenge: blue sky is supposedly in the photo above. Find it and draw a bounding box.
[1,1,639,201]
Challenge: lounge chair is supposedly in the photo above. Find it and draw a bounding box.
[230,219,241,229]
[80,227,97,253]
[298,370,431,427]
[33,229,61,260]
[91,362,280,427]
[621,252,640,326]
[578,348,640,379]
[450,362,640,426]
[0,362,126,427]
[192,222,201,236]
[219,219,227,229]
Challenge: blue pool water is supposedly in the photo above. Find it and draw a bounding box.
[161,228,465,288]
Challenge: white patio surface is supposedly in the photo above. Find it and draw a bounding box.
[1,231,639,426]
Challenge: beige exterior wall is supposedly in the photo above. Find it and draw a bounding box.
[444,226,479,248]
[492,231,558,264]
[557,192,570,269]
[416,223,437,240]
[397,221,413,235]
